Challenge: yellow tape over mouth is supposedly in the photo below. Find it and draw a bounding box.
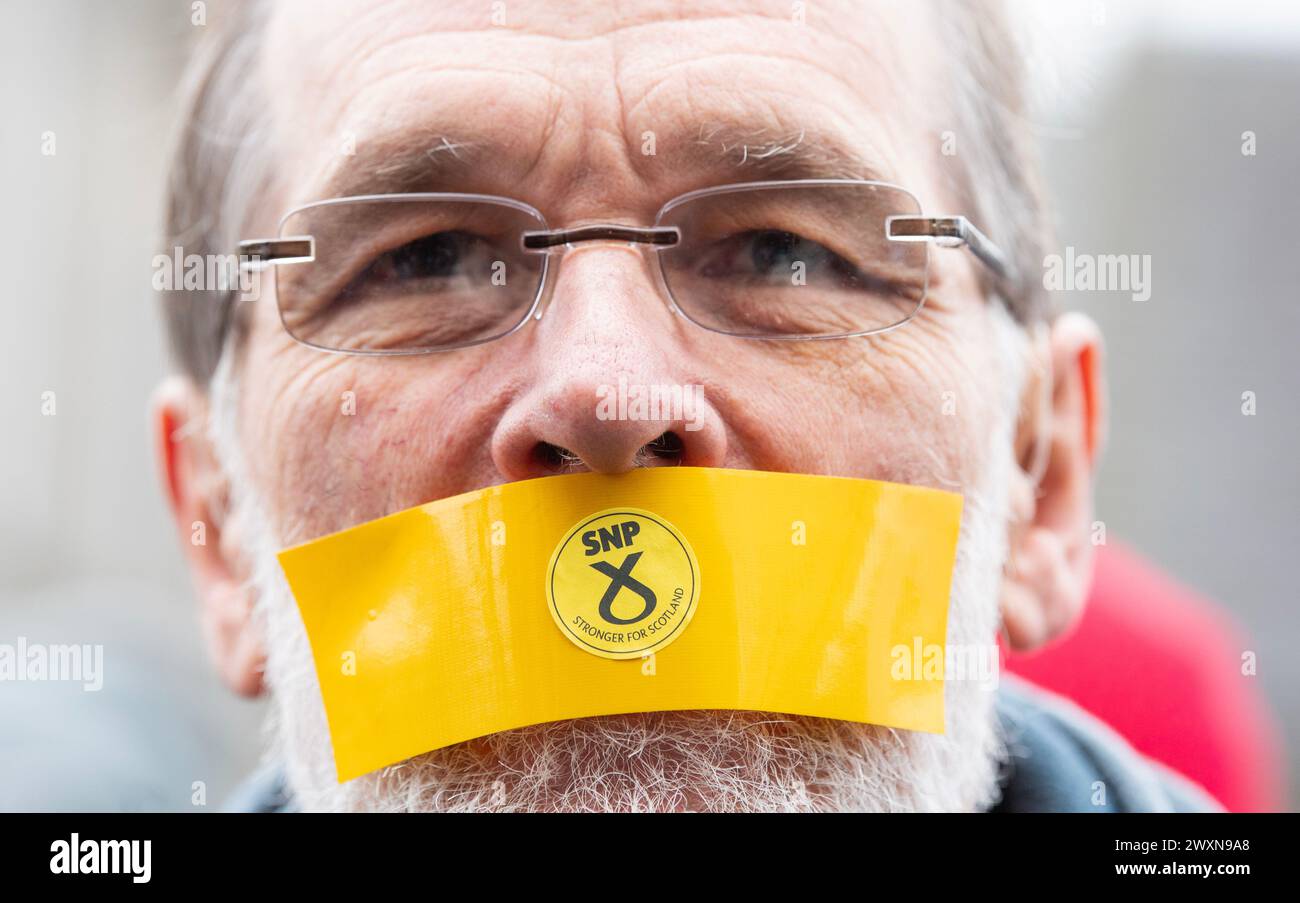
[277,467,963,783]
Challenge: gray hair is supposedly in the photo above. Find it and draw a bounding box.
[160,0,1050,387]
[161,0,271,385]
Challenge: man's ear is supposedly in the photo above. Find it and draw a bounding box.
[152,376,265,697]
[1000,312,1108,652]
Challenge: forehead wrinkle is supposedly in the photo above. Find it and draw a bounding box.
[271,0,930,211]
[287,64,575,203]
[605,4,927,183]
[276,3,802,108]
[623,92,900,190]
[606,4,912,115]
[617,69,909,188]
[280,0,870,43]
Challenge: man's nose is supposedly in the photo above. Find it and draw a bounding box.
[490,246,728,479]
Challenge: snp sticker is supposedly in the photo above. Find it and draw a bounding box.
[547,507,700,660]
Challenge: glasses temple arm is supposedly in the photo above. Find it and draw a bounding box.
[887,216,1009,282]
[235,237,315,269]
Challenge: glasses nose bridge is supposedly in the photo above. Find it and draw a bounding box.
[521,223,680,253]
[523,222,687,327]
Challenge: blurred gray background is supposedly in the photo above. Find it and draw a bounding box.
[0,0,1295,810]
[0,0,264,811]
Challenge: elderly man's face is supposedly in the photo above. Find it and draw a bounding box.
[158,0,1105,811]
[238,0,1008,537]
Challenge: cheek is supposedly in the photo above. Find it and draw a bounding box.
[235,309,506,542]
[238,347,375,539]
[706,308,1003,490]
[860,309,1009,489]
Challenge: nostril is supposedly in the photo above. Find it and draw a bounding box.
[642,431,684,463]
[534,442,583,472]
[533,433,684,472]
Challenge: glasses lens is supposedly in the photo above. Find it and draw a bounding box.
[275,197,546,353]
[655,182,928,339]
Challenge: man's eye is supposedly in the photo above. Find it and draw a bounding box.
[689,228,917,302]
[749,230,815,276]
[699,230,858,283]
[365,230,484,284]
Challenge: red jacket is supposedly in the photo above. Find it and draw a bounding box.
[1004,542,1286,811]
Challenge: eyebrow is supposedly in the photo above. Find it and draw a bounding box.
[316,132,485,200]
[671,122,892,183]
[311,119,894,204]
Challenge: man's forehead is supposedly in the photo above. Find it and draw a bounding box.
[269,0,921,56]
[263,0,943,209]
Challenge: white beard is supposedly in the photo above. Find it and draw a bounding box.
[209,317,1024,812]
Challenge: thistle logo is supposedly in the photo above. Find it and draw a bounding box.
[590,548,657,625]
[547,508,700,659]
